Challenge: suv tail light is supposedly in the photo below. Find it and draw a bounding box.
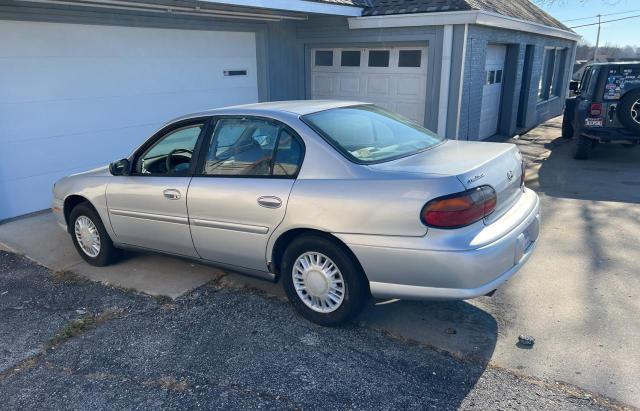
[589,103,603,117]
[521,160,526,187]
[421,186,497,229]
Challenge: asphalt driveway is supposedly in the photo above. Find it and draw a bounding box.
[0,251,622,410]
[1,116,639,408]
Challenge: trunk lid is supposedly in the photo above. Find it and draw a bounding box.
[368,140,524,225]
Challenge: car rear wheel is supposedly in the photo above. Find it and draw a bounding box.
[561,115,574,139]
[69,203,120,266]
[281,234,369,326]
[573,133,595,160]
[617,89,640,133]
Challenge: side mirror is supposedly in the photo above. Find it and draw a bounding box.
[109,158,131,176]
[569,80,580,92]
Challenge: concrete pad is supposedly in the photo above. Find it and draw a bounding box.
[0,212,82,271]
[0,212,220,298]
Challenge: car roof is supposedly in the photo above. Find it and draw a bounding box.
[172,100,370,123]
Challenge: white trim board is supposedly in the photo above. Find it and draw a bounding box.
[348,10,581,42]
[201,0,363,16]
[437,24,453,136]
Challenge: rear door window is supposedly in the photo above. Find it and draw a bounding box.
[200,118,303,177]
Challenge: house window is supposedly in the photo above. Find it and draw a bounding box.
[315,50,333,67]
[368,50,390,67]
[399,50,422,67]
[486,70,495,85]
[495,69,503,84]
[341,50,361,67]
[538,47,567,101]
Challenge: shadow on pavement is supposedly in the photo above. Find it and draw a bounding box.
[360,299,498,364]
[534,136,640,204]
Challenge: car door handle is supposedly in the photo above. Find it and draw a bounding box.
[257,196,282,209]
[163,189,181,200]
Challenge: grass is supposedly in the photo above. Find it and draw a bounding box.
[51,269,88,284]
[45,308,125,350]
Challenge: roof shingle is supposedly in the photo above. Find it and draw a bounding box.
[360,0,569,30]
[316,0,569,31]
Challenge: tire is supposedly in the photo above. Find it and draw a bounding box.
[572,133,594,160]
[281,234,369,326]
[561,115,574,139]
[69,203,120,266]
[617,88,640,133]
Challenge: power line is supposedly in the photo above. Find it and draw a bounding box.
[570,13,640,29]
[563,9,640,23]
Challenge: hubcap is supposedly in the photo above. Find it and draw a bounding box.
[74,216,101,258]
[292,252,345,313]
[631,99,640,126]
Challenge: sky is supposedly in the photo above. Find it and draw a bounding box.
[540,0,640,47]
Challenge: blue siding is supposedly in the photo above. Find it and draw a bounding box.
[458,25,577,140]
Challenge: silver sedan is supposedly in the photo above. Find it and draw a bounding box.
[52,101,540,325]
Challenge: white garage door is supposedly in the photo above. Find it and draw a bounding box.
[0,20,259,220]
[311,47,428,124]
[478,45,507,139]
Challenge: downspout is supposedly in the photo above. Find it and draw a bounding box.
[437,24,453,136]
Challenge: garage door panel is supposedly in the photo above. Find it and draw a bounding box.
[312,74,334,95]
[0,20,259,219]
[397,76,426,98]
[0,171,86,220]
[311,47,427,125]
[366,76,391,96]
[1,86,258,144]
[0,57,257,104]
[2,21,256,59]
[0,125,158,182]
[338,76,360,94]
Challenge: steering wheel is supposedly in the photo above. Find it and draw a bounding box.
[166,148,193,173]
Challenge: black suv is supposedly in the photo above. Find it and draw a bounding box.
[563,62,640,159]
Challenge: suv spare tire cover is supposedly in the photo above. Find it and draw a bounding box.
[617,88,640,133]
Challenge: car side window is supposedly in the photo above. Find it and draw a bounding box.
[201,118,302,177]
[273,129,303,177]
[136,124,203,175]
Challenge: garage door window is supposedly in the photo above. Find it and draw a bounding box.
[341,50,361,67]
[398,50,422,68]
[315,50,333,67]
[368,50,390,67]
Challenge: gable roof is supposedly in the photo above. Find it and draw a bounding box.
[317,0,569,31]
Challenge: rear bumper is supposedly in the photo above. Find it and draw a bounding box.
[583,128,640,143]
[340,188,540,300]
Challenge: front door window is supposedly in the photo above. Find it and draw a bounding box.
[137,124,203,175]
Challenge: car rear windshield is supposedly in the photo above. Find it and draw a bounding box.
[301,105,444,164]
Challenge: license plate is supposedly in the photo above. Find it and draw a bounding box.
[585,118,603,127]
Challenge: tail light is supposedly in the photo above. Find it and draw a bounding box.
[521,160,526,187]
[421,186,497,229]
[589,103,603,117]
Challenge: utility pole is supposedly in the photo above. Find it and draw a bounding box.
[593,14,601,63]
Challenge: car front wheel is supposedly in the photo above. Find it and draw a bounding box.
[69,203,120,266]
[281,235,369,326]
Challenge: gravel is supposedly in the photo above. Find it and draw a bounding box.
[0,251,624,410]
